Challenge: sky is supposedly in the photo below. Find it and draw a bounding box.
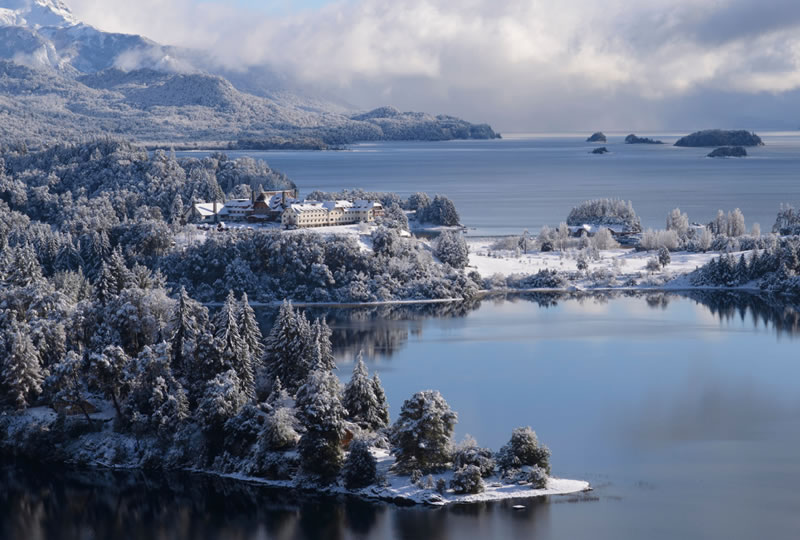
[66,0,800,132]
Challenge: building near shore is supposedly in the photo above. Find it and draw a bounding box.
[282,200,384,228]
[187,189,298,223]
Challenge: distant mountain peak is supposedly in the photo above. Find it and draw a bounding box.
[0,0,78,29]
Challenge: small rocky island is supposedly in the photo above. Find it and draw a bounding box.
[591,146,609,154]
[708,146,747,158]
[625,134,663,144]
[674,129,763,147]
[586,132,607,143]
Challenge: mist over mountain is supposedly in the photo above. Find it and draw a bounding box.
[0,0,498,147]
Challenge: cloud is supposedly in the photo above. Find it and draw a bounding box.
[66,0,800,131]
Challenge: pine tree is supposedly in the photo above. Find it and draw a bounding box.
[88,345,131,418]
[264,300,312,394]
[295,367,347,483]
[96,262,117,303]
[54,240,84,273]
[5,244,43,287]
[46,351,92,423]
[372,373,390,428]
[1,323,45,410]
[497,426,551,475]
[343,437,378,489]
[213,290,254,400]
[310,318,336,372]
[238,292,264,370]
[170,194,185,225]
[122,343,189,435]
[168,287,205,378]
[389,390,457,473]
[107,247,133,292]
[343,353,385,430]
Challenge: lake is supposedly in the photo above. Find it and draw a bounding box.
[178,132,800,236]
[4,293,800,540]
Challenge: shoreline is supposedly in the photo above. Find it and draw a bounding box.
[201,283,777,310]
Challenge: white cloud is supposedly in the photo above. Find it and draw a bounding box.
[66,0,800,131]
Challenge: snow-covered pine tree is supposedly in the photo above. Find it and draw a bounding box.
[88,345,131,418]
[54,239,84,273]
[497,426,551,475]
[310,318,336,372]
[5,244,43,287]
[372,373,390,428]
[343,352,385,430]
[170,194,185,225]
[343,437,378,489]
[213,290,254,400]
[196,369,248,454]
[1,323,45,410]
[238,292,264,371]
[122,342,189,435]
[107,247,133,292]
[264,300,312,394]
[389,390,457,473]
[46,351,92,423]
[434,230,469,269]
[95,262,117,303]
[168,286,207,378]
[295,367,347,483]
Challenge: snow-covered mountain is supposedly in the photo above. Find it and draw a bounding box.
[0,0,498,146]
[0,0,77,29]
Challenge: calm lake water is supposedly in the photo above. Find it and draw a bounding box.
[4,293,800,540]
[179,132,800,235]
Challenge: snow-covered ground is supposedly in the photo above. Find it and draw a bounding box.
[358,448,589,506]
[209,448,589,506]
[468,238,733,288]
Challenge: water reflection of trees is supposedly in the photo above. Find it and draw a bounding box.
[0,460,386,540]
[682,291,800,336]
[0,461,554,540]
[253,291,800,365]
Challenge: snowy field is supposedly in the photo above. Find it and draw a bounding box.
[467,238,731,287]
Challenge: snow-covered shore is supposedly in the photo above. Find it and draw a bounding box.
[1,409,589,507]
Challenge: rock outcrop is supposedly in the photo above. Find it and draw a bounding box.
[586,132,607,143]
[707,146,747,158]
[625,134,663,144]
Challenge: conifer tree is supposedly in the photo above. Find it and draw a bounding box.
[107,247,133,292]
[264,300,312,393]
[214,290,254,400]
[343,353,385,430]
[54,240,84,273]
[1,323,44,410]
[96,262,117,303]
[46,351,92,423]
[5,244,43,287]
[310,318,336,372]
[295,367,347,483]
[343,437,378,489]
[389,390,457,473]
[371,373,391,429]
[88,345,131,418]
[168,286,206,378]
[238,292,264,370]
[122,343,189,435]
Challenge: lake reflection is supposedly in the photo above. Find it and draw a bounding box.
[4,292,800,540]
